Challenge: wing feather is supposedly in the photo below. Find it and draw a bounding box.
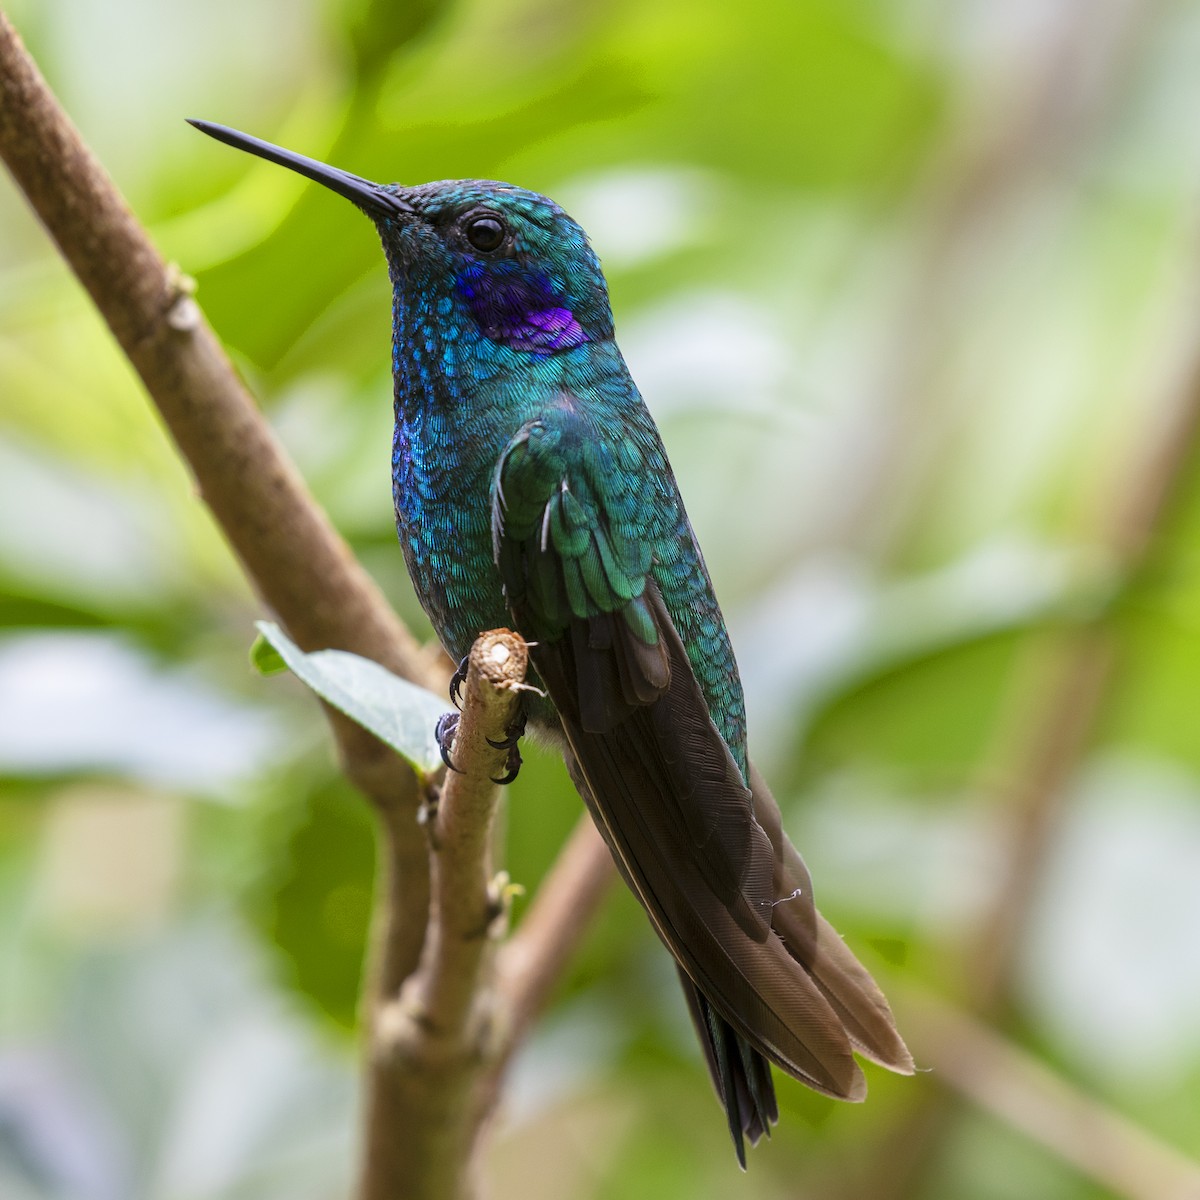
[492,406,910,1158]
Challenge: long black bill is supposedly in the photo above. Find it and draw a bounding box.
[187,119,412,220]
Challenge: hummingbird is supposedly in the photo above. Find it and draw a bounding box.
[190,119,913,1164]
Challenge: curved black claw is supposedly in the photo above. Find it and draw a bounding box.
[486,711,527,752]
[487,711,526,784]
[490,741,523,786]
[435,711,462,773]
[448,655,470,710]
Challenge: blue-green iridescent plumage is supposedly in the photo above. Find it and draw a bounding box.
[385,180,747,772]
[188,120,912,1166]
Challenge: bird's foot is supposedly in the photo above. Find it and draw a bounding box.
[435,711,462,773]
[448,655,470,710]
[486,710,526,752]
[488,711,527,785]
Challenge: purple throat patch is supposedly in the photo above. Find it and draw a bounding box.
[456,265,589,354]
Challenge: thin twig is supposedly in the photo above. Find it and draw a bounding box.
[0,10,438,985]
[464,815,615,1132]
[857,264,1200,1200]
[420,632,528,1029]
[841,5,1200,1195]
[359,630,528,1200]
[900,989,1200,1200]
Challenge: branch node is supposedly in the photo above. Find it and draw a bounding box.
[484,870,519,937]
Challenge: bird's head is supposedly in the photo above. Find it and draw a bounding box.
[189,121,614,357]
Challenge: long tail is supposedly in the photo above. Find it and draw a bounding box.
[683,764,912,1162]
[491,407,912,1159]
[563,744,911,1164]
[523,571,912,1163]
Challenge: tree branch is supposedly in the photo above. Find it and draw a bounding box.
[0,15,627,1199]
[900,989,1200,1200]
[463,814,615,1130]
[854,277,1200,1200]
[850,181,1200,1200]
[835,3,1200,1193]
[0,10,440,985]
[359,629,528,1200]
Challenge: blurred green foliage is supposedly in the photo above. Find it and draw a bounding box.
[4,0,1200,1197]
[241,763,376,1030]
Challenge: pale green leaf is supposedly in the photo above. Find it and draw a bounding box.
[254,621,447,778]
[249,631,288,676]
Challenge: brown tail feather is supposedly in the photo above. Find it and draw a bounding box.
[749,764,914,1076]
[533,584,910,1160]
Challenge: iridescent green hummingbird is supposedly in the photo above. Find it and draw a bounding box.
[191,119,913,1165]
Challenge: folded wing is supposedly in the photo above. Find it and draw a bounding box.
[492,404,911,1163]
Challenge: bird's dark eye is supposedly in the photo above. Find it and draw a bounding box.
[465,215,506,252]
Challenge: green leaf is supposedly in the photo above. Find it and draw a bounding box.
[249,632,289,676]
[253,621,448,778]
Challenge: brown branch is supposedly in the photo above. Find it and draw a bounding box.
[838,4,1200,1194]
[359,630,528,1200]
[855,305,1200,1200]
[971,268,1200,1017]
[0,11,439,986]
[0,20,625,1199]
[966,628,1115,1011]
[852,202,1200,1200]
[900,989,1200,1200]
[493,815,614,1059]
[0,15,627,1200]
[458,814,616,1134]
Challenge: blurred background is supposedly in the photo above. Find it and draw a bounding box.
[4,0,1200,1197]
